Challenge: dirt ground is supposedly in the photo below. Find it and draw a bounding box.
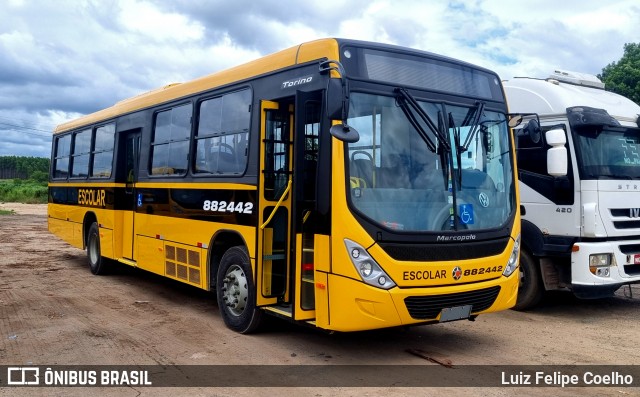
[1,204,639,397]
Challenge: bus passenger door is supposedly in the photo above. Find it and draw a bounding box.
[122,131,140,260]
[257,100,293,307]
[292,91,323,321]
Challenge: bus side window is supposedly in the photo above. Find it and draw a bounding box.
[150,104,192,176]
[195,90,250,175]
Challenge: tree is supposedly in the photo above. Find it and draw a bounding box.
[0,156,50,180]
[598,43,640,106]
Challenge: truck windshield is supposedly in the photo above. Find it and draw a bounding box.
[347,92,515,232]
[574,127,640,179]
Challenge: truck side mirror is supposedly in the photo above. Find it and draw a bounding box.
[524,119,541,144]
[546,128,567,177]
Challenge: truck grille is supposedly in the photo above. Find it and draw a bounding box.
[404,286,501,320]
[610,209,640,229]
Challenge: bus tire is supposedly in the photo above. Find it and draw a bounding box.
[87,222,107,275]
[216,246,263,334]
[513,249,544,310]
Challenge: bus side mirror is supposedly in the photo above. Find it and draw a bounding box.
[508,114,523,128]
[326,78,359,143]
[326,78,344,120]
[546,128,567,177]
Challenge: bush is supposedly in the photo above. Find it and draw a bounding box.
[29,170,48,184]
[0,180,48,204]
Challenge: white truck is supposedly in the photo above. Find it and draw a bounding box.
[504,70,640,309]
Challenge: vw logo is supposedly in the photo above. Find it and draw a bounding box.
[452,266,462,280]
[478,192,489,208]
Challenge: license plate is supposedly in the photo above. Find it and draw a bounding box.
[439,305,472,322]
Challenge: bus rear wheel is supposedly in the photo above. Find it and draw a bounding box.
[87,222,107,275]
[216,246,263,333]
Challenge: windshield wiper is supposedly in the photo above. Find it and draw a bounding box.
[449,112,463,186]
[460,101,485,152]
[394,88,450,152]
[395,88,452,189]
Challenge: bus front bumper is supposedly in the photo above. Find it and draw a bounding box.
[321,271,518,332]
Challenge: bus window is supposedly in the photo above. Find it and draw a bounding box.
[71,128,91,178]
[91,124,115,178]
[195,90,251,175]
[53,134,71,179]
[151,103,192,176]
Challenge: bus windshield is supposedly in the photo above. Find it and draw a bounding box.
[347,92,515,232]
[574,126,640,180]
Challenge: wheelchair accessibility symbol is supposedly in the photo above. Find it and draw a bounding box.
[459,204,474,225]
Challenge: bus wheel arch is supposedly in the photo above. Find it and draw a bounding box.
[82,212,97,250]
[215,245,263,333]
[84,214,107,275]
[207,231,248,290]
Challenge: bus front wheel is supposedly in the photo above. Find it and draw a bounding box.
[216,246,263,333]
[87,222,107,275]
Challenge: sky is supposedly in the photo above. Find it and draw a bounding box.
[1,0,639,158]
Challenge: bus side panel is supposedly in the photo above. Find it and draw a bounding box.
[313,271,329,329]
[314,235,331,273]
[99,226,114,259]
[312,235,331,327]
[48,216,81,249]
[137,235,165,276]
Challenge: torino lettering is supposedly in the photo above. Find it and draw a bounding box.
[78,189,106,207]
[282,76,313,89]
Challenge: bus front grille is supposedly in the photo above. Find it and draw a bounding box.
[404,286,501,320]
[379,238,509,261]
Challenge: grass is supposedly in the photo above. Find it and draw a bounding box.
[0,179,48,204]
[0,209,15,215]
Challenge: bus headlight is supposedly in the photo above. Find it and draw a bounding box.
[344,239,396,290]
[503,234,520,277]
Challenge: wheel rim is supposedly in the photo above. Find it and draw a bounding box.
[221,264,249,316]
[89,233,99,265]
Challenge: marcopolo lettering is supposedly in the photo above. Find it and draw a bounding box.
[78,188,106,207]
[282,76,313,89]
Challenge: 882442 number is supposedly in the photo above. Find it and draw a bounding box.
[203,200,253,214]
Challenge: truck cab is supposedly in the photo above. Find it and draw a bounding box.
[504,70,640,309]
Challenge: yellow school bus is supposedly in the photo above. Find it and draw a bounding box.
[48,38,520,333]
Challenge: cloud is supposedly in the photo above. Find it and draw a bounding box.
[0,0,638,158]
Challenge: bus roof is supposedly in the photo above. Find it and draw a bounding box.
[54,38,341,134]
[504,75,640,126]
[55,38,503,134]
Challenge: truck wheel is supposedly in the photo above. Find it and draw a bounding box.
[216,246,263,333]
[513,250,544,310]
[87,222,107,275]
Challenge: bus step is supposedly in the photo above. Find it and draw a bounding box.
[263,305,293,318]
